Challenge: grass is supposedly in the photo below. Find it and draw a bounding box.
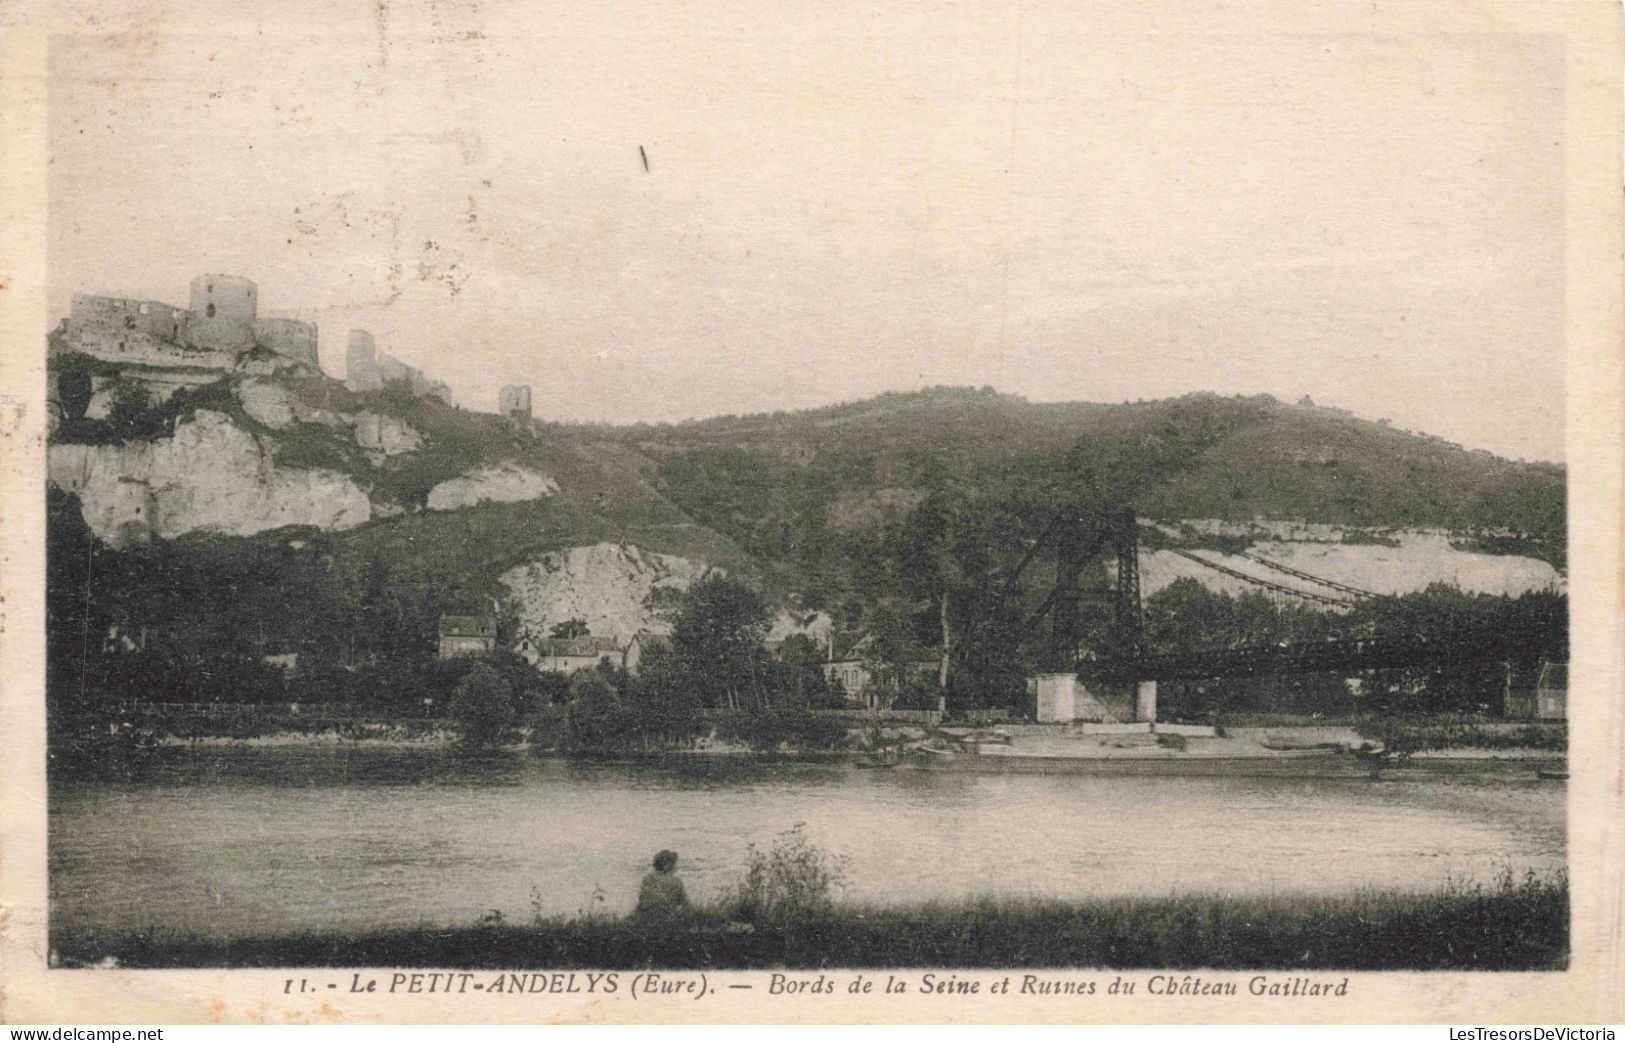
[54,874,1566,971]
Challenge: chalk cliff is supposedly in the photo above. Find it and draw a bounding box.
[499,543,716,642]
[237,380,351,430]
[427,462,560,511]
[48,409,371,546]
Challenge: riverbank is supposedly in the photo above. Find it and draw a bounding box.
[54,875,1566,971]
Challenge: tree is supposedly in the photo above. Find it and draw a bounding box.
[565,668,632,752]
[775,633,837,706]
[448,661,515,748]
[105,381,165,443]
[860,600,923,706]
[550,618,590,639]
[671,576,773,709]
[888,492,1038,712]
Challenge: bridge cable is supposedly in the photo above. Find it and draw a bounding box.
[1234,551,1383,601]
[1166,549,1360,609]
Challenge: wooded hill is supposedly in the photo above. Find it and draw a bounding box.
[48,376,1564,679]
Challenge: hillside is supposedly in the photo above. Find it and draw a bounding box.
[562,388,1564,609]
[46,370,1565,668]
[598,387,1561,537]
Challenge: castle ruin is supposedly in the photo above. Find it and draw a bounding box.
[499,384,532,424]
[54,274,319,371]
[344,328,455,406]
[52,272,488,421]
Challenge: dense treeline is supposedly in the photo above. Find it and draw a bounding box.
[1142,579,1566,720]
[48,467,1566,755]
[47,484,849,756]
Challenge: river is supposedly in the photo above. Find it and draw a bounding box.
[49,746,1565,940]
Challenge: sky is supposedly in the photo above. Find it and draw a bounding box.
[47,1,1566,461]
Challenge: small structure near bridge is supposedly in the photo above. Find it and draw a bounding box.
[1504,660,1566,720]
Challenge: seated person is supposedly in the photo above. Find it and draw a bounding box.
[636,849,689,918]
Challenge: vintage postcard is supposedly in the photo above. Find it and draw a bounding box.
[1,0,1621,1026]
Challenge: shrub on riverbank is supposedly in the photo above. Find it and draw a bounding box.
[54,872,1565,971]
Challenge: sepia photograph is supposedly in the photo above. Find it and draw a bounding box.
[3,0,1622,1026]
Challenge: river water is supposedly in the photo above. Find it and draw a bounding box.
[49,747,1565,939]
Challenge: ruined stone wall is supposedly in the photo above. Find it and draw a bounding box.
[253,317,319,365]
[343,330,450,402]
[426,381,455,406]
[377,353,424,390]
[69,293,191,343]
[57,319,237,371]
[345,330,380,390]
[500,384,532,422]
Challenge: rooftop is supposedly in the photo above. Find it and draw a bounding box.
[439,615,496,638]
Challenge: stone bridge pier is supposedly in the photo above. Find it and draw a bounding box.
[1032,673,1157,724]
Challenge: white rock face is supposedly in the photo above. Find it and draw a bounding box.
[238,381,296,429]
[499,543,716,642]
[354,412,423,455]
[427,461,559,511]
[49,409,372,545]
[1141,531,1563,602]
[236,379,353,431]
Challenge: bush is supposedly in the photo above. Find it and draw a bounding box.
[725,825,847,923]
[448,662,515,747]
[563,670,637,753]
[523,703,571,749]
[106,381,167,443]
[892,676,943,711]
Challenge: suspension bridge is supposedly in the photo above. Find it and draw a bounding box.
[987,506,1559,688]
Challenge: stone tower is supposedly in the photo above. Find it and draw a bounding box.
[346,329,381,391]
[186,274,257,351]
[500,384,532,424]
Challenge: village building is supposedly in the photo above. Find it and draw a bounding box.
[820,632,939,710]
[261,651,300,673]
[1535,661,1567,719]
[437,615,497,658]
[518,634,625,674]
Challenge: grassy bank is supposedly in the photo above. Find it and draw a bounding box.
[55,875,1565,971]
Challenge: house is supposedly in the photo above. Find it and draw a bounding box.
[622,630,674,677]
[521,635,624,675]
[438,615,496,658]
[820,632,940,710]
